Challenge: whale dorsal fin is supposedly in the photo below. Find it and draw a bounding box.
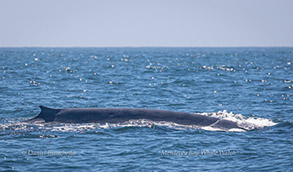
[38,106,60,122]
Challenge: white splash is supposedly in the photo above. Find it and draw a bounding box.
[199,110,277,131]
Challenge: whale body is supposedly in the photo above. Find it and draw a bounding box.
[25,106,246,131]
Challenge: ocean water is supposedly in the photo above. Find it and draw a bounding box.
[0,47,292,171]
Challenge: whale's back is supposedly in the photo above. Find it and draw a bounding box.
[24,106,245,131]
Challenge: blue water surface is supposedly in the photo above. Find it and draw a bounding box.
[0,47,292,171]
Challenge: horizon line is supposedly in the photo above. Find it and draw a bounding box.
[1,46,293,48]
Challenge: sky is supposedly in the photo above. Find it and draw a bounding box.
[0,0,292,47]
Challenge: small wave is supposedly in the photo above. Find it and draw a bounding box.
[45,120,199,132]
[0,122,36,132]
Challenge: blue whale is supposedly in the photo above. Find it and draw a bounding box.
[25,106,246,131]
